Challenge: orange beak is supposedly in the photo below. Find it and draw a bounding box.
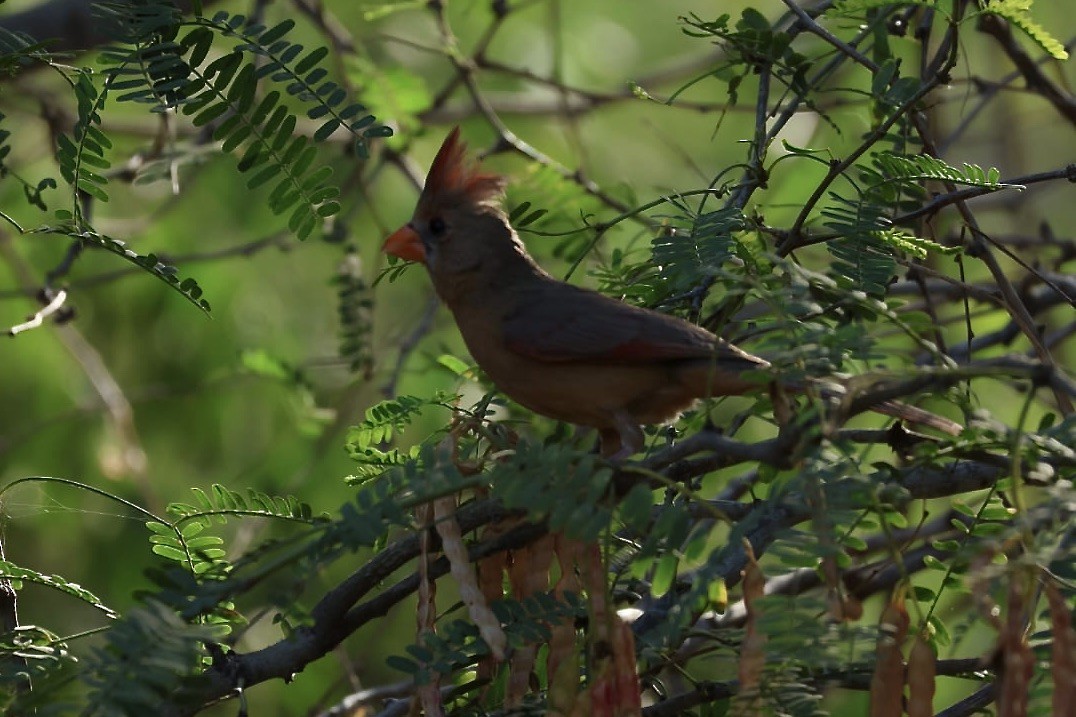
[382,224,426,264]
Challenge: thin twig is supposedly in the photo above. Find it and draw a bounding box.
[380,295,440,399]
[978,15,1076,127]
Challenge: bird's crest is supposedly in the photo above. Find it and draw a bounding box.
[424,127,506,208]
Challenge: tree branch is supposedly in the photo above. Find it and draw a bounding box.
[170,503,540,716]
[977,15,1076,127]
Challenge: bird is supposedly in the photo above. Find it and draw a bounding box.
[383,128,959,460]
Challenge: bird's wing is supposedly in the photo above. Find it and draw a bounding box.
[501,282,766,369]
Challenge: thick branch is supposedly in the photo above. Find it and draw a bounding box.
[170,504,540,716]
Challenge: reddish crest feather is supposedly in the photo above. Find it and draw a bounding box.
[424,127,506,207]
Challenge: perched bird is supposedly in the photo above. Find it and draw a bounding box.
[383,128,957,459]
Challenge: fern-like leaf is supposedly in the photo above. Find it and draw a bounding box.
[980,0,1069,60]
[490,441,614,541]
[55,70,113,222]
[347,394,454,450]
[40,229,211,312]
[145,519,227,576]
[93,7,393,239]
[167,484,321,525]
[821,196,901,295]
[830,0,939,16]
[0,560,117,618]
[334,250,374,376]
[83,601,220,716]
[869,151,1012,191]
[650,206,745,291]
[0,26,52,75]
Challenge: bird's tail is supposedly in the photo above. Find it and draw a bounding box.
[682,355,963,436]
[869,400,963,435]
[800,378,964,436]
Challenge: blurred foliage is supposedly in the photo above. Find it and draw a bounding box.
[0,0,1073,715]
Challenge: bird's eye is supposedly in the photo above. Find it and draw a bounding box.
[428,217,447,236]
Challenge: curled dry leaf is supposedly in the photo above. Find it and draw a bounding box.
[417,502,437,635]
[506,534,556,707]
[416,502,444,717]
[475,515,513,684]
[548,535,585,715]
[906,632,936,717]
[433,494,508,662]
[869,585,909,717]
[734,539,767,716]
[581,542,641,717]
[1045,580,1076,717]
[611,617,643,715]
[998,575,1033,717]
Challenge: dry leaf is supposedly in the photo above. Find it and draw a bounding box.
[1045,580,1075,717]
[907,632,936,717]
[433,494,507,661]
[506,534,556,706]
[548,536,585,714]
[736,540,767,712]
[869,585,909,717]
[998,575,1033,717]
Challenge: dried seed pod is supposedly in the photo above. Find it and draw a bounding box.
[433,494,507,661]
[1045,581,1076,717]
[998,576,1032,717]
[548,536,585,708]
[907,632,936,717]
[738,541,767,694]
[869,586,909,717]
[415,502,444,717]
[506,534,555,706]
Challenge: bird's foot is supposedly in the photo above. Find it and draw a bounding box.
[599,411,645,463]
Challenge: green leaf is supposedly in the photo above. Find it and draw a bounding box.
[152,544,189,562]
[250,91,281,125]
[192,102,228,127]
[247,163,282,189]
[183,26,214,67]
[652,554,679,597]
[294,46,329,75]
[259,19,296,45]
[650,206,744,291]
[619,484,653,532]
[928,614,952,646]
[0,559,117,617]
[982,0,1069,60]
[313,119,340,141]
[922,554,946,570]
[316,201,340,218]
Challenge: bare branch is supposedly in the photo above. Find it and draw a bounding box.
[977,15,1076,127]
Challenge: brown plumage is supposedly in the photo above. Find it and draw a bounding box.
[383,129,956,459]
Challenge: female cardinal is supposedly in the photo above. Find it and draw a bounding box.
[383,129,955,459]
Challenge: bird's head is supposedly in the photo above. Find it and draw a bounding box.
[383,128,521,287]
